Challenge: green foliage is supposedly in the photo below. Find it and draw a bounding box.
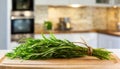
[6,34,111,60]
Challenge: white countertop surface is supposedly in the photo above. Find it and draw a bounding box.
[0,49,120,59]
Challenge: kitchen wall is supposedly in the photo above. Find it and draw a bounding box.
[48,6,93,31]
[92,7,107,30]
[107,8,118,31]
[35,5,120,32]
[35,6,48,32]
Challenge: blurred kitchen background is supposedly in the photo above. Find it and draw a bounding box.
[0,0,120,50]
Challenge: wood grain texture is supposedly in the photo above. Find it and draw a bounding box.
[0,54,120,69]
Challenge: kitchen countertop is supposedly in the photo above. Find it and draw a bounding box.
[35,30,96,34]
[0,49,120,69]
[35,30,120,37]
[97,31,120,37]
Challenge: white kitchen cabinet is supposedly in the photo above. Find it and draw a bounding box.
[98,33,120,49]
[74,0,113,7]
[9,33,120,50]
[70,33,97,48]
[0,0,11,50]
[113,0,120,7]
[35,0,70,5]
[35,33,98,48]
[69,0,95,5]
[8,42,19,50]
[35,0,113,7]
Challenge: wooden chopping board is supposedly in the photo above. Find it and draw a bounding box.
[1,54,120,65]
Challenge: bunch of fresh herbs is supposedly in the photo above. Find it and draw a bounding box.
[6,34,112,60]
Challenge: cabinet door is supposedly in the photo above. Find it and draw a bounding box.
[35,0,70,5]
[70,33,97,48]
[108,36,120,49]
[98,34,109,48]
[98,34,120,49]
[0,0,11,49]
